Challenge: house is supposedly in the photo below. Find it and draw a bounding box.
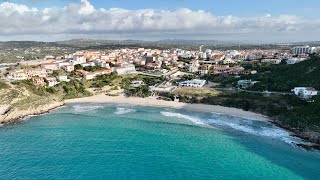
[24,68,48,78]
[223,58,235,64]
[41,63,59,70]
[58,62,71,68]
[237,80,259,89]
[80,63,92,67]
[145,62,161,70]
[63,65,75,73]
[188,60,200,73]
[130,81,145,87]
[78,69,112,80]
[179,79,206,88]
[83,73,95,80]
[261,59,282,64]
[238,54,249,61]
[45,77,58,87]
[57,76,70,82]
[7,70,28,80]
[31,77,45,86]
[94,59,110,68]
[69,55,86,65]
[114,64,136,75]
[199,65,210,75]
[292,87,318,99]
[149,82,177,93]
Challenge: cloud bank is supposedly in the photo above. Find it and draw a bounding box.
[0,0,319,42]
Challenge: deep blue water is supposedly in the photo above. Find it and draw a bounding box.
[0,103,320,179]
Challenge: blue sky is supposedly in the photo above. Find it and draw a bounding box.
[14,0,319,17]
[0,0,319,42]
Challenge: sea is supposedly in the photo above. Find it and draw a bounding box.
[0,103,319,179]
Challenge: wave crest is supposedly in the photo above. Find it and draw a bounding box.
[207,118,300,145]
[160,111,206,125]
[72,105,104,112]
[114,107,136,115]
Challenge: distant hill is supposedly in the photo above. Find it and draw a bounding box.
[0,39,319,63]
[0,41,68,49]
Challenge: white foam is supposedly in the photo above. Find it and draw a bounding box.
[211,112,261,124]
[73,105,104,112]
[160,111,206,125]
[114,107,136,115]
[208,118,299,145]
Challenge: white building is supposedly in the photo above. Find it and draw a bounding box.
[237,80,259,89]
[179,79,206,88]
[114,64,136,75]
[130,80,145,87]
[261,59,282,64]
[57,76,70,82]
[287,58,307,65]
[94,59,110,68]
[63,65,75,73]
[45,77,58,87]
[292,87,318,99]
[188,60,200,73]
[69,55,86,65]
[292,46,316,54]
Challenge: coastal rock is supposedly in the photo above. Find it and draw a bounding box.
[0,102,64,124]
[301,131,320,144]
[0,105,10,115]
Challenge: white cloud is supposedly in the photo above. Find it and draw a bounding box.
[0,0,319,42]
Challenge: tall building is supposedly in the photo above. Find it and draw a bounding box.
[292,46,316,54]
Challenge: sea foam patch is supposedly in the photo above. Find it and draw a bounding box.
[72,105,104,112]
[114,107,136,115]
[207,116,302,145]
[160,111,206,125]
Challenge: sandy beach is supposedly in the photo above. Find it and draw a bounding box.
[65,94,268,121]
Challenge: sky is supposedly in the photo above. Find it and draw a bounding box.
[0,0,320,42]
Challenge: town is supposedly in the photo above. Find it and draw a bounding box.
[1,0,320,177]
[0,45,318,99]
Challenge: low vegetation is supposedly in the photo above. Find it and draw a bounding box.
[243,55,320,92]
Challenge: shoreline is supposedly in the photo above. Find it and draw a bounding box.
[65,94,320,150]
[65,94,269,121]
[0,102,65,125]
[1,94,319,150]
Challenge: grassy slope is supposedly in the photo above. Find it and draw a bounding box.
[245,55,320,91]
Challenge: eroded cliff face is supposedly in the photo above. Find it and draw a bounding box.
[0,102,64,124]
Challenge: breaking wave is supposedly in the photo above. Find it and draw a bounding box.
[72,105,104,112]
[160,111,302,145]
[160,111,206,125]
[207,117,301,145]
[114,107,136,115]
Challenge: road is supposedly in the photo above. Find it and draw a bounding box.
[211,87,291,95]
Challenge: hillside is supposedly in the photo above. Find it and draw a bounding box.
[246,55,320,92]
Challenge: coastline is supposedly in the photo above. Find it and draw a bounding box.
[0,101,65,125]
[65,94,269,121]
[65,94,320,150]
[1,93,319,150]
[0,94,269,125]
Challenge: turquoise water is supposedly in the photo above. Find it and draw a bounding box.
[0,104,320,179]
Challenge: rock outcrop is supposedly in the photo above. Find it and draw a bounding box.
[0,102,64,124]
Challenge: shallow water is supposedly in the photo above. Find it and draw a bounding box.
[0,103,319,179]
